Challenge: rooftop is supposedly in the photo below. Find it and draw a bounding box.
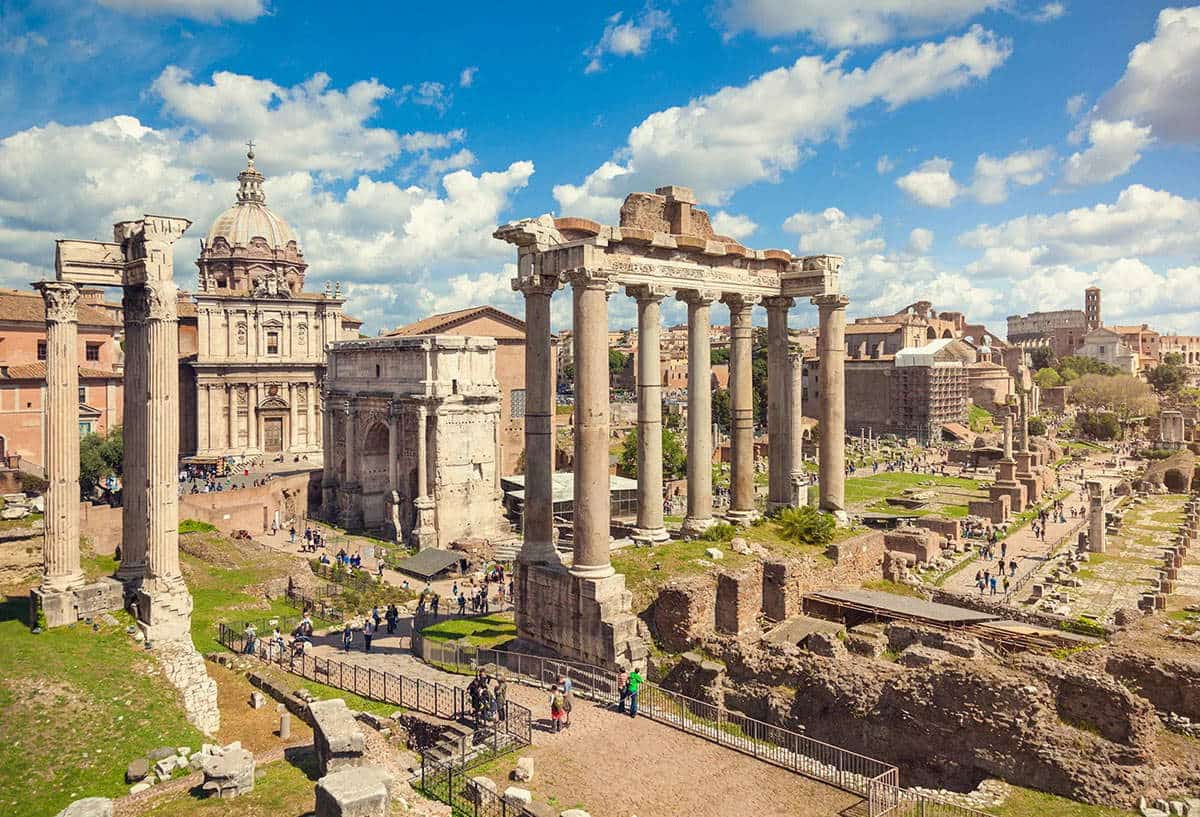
[0,288,121,328]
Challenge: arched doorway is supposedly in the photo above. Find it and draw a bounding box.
[360,422,390,528]
[942,329,953,339]
[257,395,290,453]
[926,327,937,339]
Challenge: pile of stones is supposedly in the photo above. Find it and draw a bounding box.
[199,742,256,799]
[0,492,40,520]
[125,742,243,795]
[1139,796,1200,816]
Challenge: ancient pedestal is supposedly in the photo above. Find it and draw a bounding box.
[311,699,366,777]
[315,766,392,817]
[1087,481,1106,554]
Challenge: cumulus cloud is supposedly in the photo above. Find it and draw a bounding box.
[896,158,962,207]
[908,227,934,254]
[585,8,674,73]
[97,0,267,23]
[710,210,758,240]
[1062,118,1153,186]
[715,0,1004,47]
[0,70,535,334]
[1065,92,1087,118]
[1098,6,1200,142]
[556,26,1010,219]
[399,81,451,113]
[783,207,885,257]
[897,148,1053,206]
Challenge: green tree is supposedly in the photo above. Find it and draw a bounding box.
[1059,355,1119,378]
[1069,373,1158,420]
[1147,362,1186,394]
[79,426,123,498]
[617,427,686,481]
[712,388,732,434]
[1027,415,1047,437]
[608,349,629,374]
[774,505,836,546]
[1034,367,1062,389]
[1164,352,1185,366]
[710,347,730,365]
[1078,410,1121,440]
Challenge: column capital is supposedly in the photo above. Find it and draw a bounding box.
[36,281,80,324]
[811,292,850,310]
[511,274,562,297]
[721,292,761,310]
[563,267,611,291]
[625,283,670,303]
[676,287,721,306]
[762,295,795,310]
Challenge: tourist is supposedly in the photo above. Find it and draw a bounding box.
[372,606,382,630]
[385,604,398,635]
[297,612,314,639]
[495,676,508,720]
[559,674,574,728]
[468,672,487,725]
[1009,559,1018,577]
[458,593,467,615]
[989,575,998,595]
[289,525,296,544]
[342,622,353,653]
[626,667,643,718]
[269,627,284,660]
[243,622,258,655]
[617,668,630,714]
[1003,576,1011,595]
[431,593,440,617]
[363,616,375,652]
[452,582,459,599]
[549,683,565,732]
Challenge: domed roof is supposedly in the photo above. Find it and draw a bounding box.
[205,149,298,252]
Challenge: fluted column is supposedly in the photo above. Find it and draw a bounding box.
[514,274,559,564]
[37,282,84,592]
[386,403,399,493]
[143,279,183,584]
[118,287,148,581]
[724,293,760,525]
[247,384,258,450]
[788,350,806,506]
[764,296,794,512]
[416,405,429,499]
[678,289,718,537]
[413,403,437,549]
[814,293,849,517]
[343,401,358,483]
[628,284,669,544]
[569,268,614,579]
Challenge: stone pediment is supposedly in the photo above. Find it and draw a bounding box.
[258,395,288,410]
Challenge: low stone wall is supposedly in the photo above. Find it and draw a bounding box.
[79,502,122,555]
[914,517,961,543]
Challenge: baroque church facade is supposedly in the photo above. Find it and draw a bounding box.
[180,150,361,461]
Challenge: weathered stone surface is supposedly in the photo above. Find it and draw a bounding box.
[715,567,761,637]
[896,644,945,668]
[503,786,533,806]
[560,811,592,817]
[315,766,392,817]
[125,757,150,783]
[512,756,535,782]
[310,698,366,777]
[200,744,255,799]
[804,630,847,659]
[54,797,112,817]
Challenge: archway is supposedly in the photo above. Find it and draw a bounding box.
[926,327,937,339]
[942,329,953,339]
[360,422,390,528]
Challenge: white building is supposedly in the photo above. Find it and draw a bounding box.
[1076,327,1138,375]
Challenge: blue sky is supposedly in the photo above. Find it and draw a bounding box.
[0,0,1197,337]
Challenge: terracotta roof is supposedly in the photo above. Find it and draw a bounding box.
[0,363,121,381]
[0,288,121,328]
[388,305,525,337]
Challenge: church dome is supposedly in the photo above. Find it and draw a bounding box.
[205,149,298,252]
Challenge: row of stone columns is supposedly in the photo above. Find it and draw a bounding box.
[516,266,849,579]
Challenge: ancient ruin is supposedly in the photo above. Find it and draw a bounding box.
[495,186,847,668]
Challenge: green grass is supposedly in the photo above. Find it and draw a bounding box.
[986,785,1135,817]
[969,404,994,432]
[178,518,217,534]
[842,473,983,507]
[612,538,753,610]
[138,751,321,817]
[861,579,925,598]
[0,599,203,817]
[0,512,42,532]
[421,613,517,648]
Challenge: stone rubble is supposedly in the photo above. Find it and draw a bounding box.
[200,742,255,799]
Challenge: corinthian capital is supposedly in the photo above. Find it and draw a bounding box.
[563,267,612,291]
[143,280,179,322]
[811,293,850,310]
[625,283,670,303]
[37,282,80,324]
[675,288,721,307]
[512,273,562,297]
[762,295,795,310]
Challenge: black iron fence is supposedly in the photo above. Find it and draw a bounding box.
[419,756,540,817]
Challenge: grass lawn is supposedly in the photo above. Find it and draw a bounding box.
[0,512,42,532]
[842,473,983,507]
[612,538,754,610]
[987,786,1135,817]
[421,612,517,648]
[0,599,203,817]
[138,751,321,817]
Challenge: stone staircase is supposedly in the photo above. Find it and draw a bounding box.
[405,711,522,767]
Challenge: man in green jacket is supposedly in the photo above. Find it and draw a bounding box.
[626,668,643,718]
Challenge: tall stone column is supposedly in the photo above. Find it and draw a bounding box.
[413,405,437,548]
[343,401,358,484]
[764,296,794,512]
[788,350,807,506]
[142,279,183,585]
[628,284,669,544]
[813,294,849,518]
[118,286,148,582]
[320,390,337,516]
[37,282,85,593]
[386,403,399,494]
[724,293,760,525]
[1003,412,1014,460]
[514,275,559,563]
[678,289,718,537]
[247,384,258,450]
[569,269,614,579]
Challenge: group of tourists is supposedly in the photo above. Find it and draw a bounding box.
[468,670,509,725]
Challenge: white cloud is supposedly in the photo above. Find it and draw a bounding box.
[960,184,1200,266]
[96,0,267,23]
[876,154,895,175]
[1062,118,1153,186]
[1065,92,1086,118]
[716,0,1004,47]
[423,148,476,178]
[908,227,934,254]
[1098,6,1200,142]
[1030,2,1065,23]
[969,147,1054,204]
[398,129,466,153]
[896,157,962,207]
[0,70,535,334]
[585,9,674,73]
[459,66,477,88]
[1,32,48,55]
[783,207,885,256]
[399,81,451,113]
[556,26,1010,218]
[710,210,758,240]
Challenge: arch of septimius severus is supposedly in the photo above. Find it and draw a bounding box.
[496,185,847,669]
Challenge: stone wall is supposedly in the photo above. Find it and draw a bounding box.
[156,638,220,735]
[715,566,763,637]
[914,517,960,543]
[1101,650,1200,721]
[648,576,717,653]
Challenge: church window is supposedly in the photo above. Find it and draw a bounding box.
[267,331,279,355]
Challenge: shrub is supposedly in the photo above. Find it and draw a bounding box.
[1027,416,1047,437]
[178,518,218,534]
[700,522,737,542]
[774,505,836,547]
[1137,448,1175,460]
[18,472,48,495]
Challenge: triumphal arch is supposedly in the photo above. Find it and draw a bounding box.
[495,185,848,669]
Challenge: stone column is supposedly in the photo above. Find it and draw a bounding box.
[1087,480,1106,553]
[142,279,183,585]
[224,384,233,449]
[287,383,297,450]
[1003,412,1014,460]
[813,294,849,518]
[118,286,149,582]
[628,284,669,544]
[386,403,399,494]
[788,350,806,507]
[764,296,794,512]
[320,390,337,516]
[343,401,357,484]
[724,293,760,525]
[514,275,559,563]
[678,289,718,537]
[37,282,85,593]
[307,385,317,448]
[247,384,258,450]
[569,269,614,579]
[413,404,437,549]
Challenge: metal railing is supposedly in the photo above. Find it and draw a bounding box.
[216,622,533,750]
[419,756,539,817]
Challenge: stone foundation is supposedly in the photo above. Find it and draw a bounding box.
[137,581,195,642]
[515,563,647,670]
[310,698,367,777]
[155,637,221,735]
[30,577,123,629]
[969,495,1010,524]
[715,567,762,637]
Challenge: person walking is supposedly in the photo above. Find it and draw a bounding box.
[342,622,353,653]
[617,668,630,714]
[363,616,375,653]
[559,674,574,728]
[495,676,508,721]
[431,593,440,617]
[457,593,467,615]
[627,667,643,718]
[549,683,565,732]
[372,606,382,630]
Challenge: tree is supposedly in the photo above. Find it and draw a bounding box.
[1078,410,1121,440]
[1069,373,1158,420]
[1059,355,1119,378]
[712,388,732,434]
[1029,346,1056,371]
[710,347,730,365]
[1164,352,1185,366]
[774,505,836,546]
[616,427,687,481]
[1147,362,1186,394]
[79,426,123,499]
[1027,415,1047,437]
[608,349,629,374]
[1034,367,1062,389]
